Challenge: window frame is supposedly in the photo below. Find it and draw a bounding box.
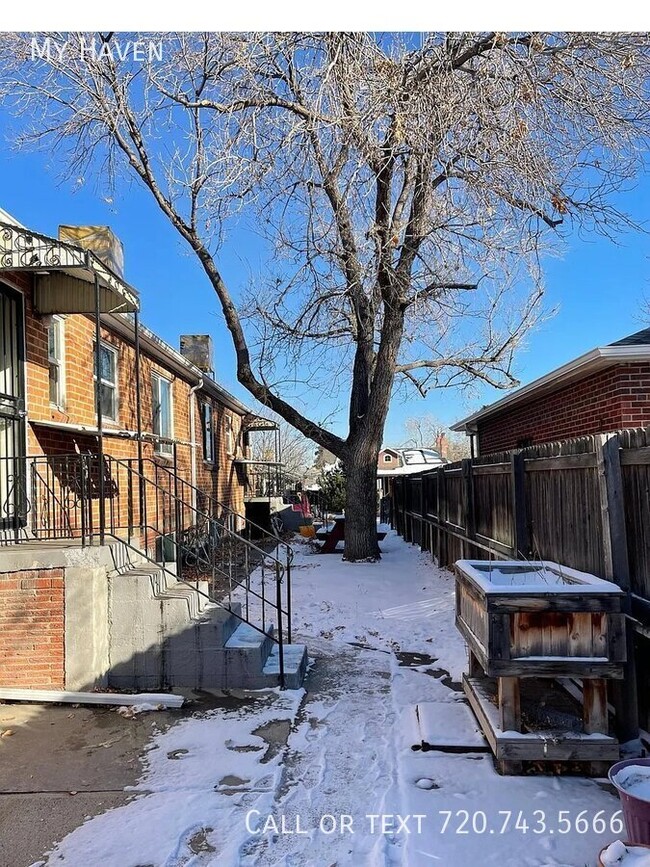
[383,454,392,463]
[47,316,66,409]
[225,414,234,457]
[93,340,118,423]
[151,371,174,457]
[201,401,215,464]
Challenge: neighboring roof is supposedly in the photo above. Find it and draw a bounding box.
[377,464,440,477]
[451,327,650,432]
[377,447,444,476]
[380,447,401,456]
[610,327,650,347]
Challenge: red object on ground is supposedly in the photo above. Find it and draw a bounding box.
[321,517,346,553]
[319,517,387,553]
[609,758,650,845]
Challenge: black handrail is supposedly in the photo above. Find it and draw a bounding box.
[113,455,293,642]
[1,453,292,686]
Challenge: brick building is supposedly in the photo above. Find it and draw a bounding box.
[452,329,650,455]
[0,211,306,693]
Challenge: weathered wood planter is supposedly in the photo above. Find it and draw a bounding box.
[455,559,626,774]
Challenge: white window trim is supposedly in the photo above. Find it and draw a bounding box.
[152,371,174,457]
[93,340,119,423]
[383,454,392,463]
[48,315,66,410]
[225,414,235,457]
[202,402,215,464]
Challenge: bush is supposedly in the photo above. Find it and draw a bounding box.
[317,465,347,513]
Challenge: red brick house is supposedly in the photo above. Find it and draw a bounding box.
[0,211,305,693]
[452,328,650,455]
[378,447,401,470]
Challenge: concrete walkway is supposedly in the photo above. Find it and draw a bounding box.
[0,694,240,867]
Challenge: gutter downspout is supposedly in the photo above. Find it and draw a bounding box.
[188,376,203,512]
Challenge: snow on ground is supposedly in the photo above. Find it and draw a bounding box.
[36,531,622,867]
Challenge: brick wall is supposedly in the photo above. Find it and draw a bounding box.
[478,363,650,454]
[378,449,399,469]
[0,568,65,688]
[3,272,247,516]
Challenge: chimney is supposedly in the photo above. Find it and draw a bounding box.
[180,335,214,375]
[58,225,125,278]
[435,432,448,459]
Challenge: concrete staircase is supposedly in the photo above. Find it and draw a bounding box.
[106,559,308,691]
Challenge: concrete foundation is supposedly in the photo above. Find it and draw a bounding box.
[1,539,308,693]
[65,566,109,690]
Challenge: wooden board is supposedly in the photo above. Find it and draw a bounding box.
[463,675,619,764]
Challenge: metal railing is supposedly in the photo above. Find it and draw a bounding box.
[245,463,295,498]
[0,453,293,685]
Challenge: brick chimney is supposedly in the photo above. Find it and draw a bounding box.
[435,432,448,459]
[180,335,214,375]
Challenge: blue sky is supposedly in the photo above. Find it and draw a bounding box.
[1,124,648,448]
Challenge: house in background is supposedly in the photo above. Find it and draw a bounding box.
[0,209,306,694]
[452,328,650,456]
[377,446,445,497]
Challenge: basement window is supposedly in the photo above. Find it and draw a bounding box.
[48,317,65,408]
[152,373,173,457]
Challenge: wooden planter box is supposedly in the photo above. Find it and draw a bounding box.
[455,560,626,679]
[455,560,626,774]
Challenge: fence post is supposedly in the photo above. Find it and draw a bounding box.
[596,433,639,745]
[419,474,425,551]
[462,459,475,557]
[405,479,412,543]
[510,452,530,558]
[437,467,447,567]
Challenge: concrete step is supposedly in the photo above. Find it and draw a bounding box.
[262,643,309,690]
[196,602,242,645]
[224,621,275,665]
[106,555,308,692]
[157,581,205,621]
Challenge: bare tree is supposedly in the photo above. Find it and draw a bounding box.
[401,414,471,461]
[2,32,649,559]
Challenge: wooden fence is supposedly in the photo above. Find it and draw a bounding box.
[389,427,650,734]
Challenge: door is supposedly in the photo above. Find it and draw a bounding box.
[0,283,27,535]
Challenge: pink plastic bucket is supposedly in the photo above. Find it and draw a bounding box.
[609,758,650,845]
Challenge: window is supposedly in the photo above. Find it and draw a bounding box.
[152,373,173,456]
[94,341,118,421]
[201,402,214,463]
[383,454,392,463]
[48,317,65,408]
[225,415,234,456]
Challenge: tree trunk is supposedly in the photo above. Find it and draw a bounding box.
[343,452,381,561]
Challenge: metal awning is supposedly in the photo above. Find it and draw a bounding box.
[0,221,139,313]
[243,413,279,432]
[234,459,284,466]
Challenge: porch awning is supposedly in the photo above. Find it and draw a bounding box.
[233,459,284,466]
[0,222,139,314]
[243,413,279,432]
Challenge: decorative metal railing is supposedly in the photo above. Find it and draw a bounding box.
[0,453,292,684]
